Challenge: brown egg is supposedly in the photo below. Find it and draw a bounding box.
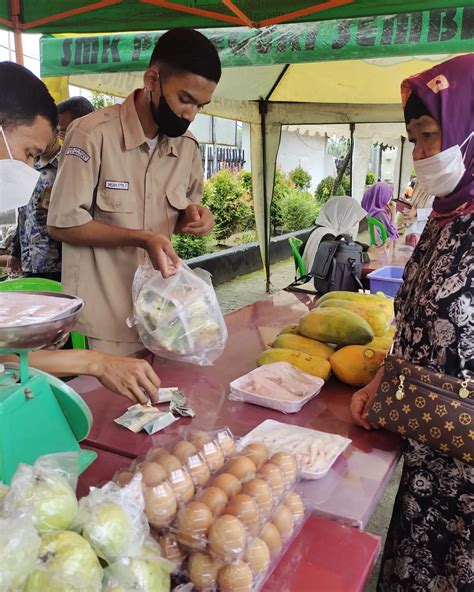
[225,456,257,483]
[172,440,198,464]
[114,470,133,487]
[188,552,223,590]
[211,473,242,498]
[242,479,273,515]
[217,431,237,459]
[189,430,213,449]
[157,453,182,474]
[242,443,268,470]
[217,561,253,592]
[177,501,213,547]
[225,494,260,535]
[245,537,271,575]
[167,467,195,503]
[138,461,167,486]
[158,533,183,569]
[258,463,285,496]
[145,446,167,462]
[272,504,294,540]
[185,454,211,487]
[198,486,228,517]
[260,522,282,558]
[201,441,225,472]
[143,481,177,528]
[283,491,305,521]
[208,515,247,560]
[270,452,297,486]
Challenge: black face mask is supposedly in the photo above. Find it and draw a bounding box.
[149,81,190,138]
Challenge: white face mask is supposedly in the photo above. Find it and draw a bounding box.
[0,125,41,211]
[414,136,470,197]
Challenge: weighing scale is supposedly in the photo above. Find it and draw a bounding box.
[0,291,96,484]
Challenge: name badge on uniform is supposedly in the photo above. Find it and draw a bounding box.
[105,180,129,190]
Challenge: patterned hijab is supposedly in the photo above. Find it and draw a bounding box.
[361,182,399,240]
[401,54,473,223]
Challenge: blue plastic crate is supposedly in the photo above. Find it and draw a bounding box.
[367,265,404,297]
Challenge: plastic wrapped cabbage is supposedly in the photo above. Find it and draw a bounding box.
[129,262,227,366]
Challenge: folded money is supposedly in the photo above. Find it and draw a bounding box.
[114,404,177,434]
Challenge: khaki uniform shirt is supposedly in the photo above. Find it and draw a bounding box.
[47,90,203,342]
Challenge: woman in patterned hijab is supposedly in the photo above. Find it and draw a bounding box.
[351,54,473,591]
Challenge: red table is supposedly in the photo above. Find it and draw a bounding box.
[362,240,413,275]
[73,291,400,528]
[77,448,381,592]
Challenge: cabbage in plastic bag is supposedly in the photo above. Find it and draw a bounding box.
[0,515,40,591]
[129,262,227,365]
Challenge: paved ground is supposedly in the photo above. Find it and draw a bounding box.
[214,258,401,591]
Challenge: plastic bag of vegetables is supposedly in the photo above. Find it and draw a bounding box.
[128,262,227,366]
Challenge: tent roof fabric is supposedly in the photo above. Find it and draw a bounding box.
[1,1,472,33]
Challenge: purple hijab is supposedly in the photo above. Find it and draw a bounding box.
[401,54,473,217]
[361,182,399,240]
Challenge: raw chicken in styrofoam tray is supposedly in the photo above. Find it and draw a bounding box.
[229,362,324,413]
[238,420,351,480]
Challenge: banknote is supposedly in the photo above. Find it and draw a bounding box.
[114,404,177,434]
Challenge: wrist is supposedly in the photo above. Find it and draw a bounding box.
[86,351,106,379]
[137,229,154,250]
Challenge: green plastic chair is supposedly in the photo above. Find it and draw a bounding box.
[0,277,88,350]
[288,236,307,278]
[367,216,388,246]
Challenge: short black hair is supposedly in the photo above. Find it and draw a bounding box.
[58,96,95,119]
[149,28,221,83]
[0,61,58,130]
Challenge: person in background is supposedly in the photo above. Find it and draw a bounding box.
[401,182,434,246]
[301,195,385,273]
[351,54,473,591]
[361,182,399,243]
[9,97,95,281]
[48,28,220,357]
[0,61,161,404]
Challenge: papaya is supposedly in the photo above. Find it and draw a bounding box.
[277,324,301,336]
[317,291,394,322]
[299,308,374,346]
[272,334,334,359]
[256,348,331,380]
[317,299,390,337]
[366,334,393,351]
[329,346,386,386]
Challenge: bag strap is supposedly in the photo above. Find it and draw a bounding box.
[347,256,364,291]
[334,233,353,243]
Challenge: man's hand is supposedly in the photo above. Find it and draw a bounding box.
[176,204,214,237]
[95,354,161,404]
[144,234,181,278]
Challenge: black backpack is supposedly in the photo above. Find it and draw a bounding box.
[310,233,364,294]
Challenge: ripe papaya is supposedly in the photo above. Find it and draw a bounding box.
[272,334,334,359]
[317,291,394,322]
[329,346,386,386]
[277,324,301,336]
[316,299,390,337]
[256,348,331,380]
[366,333,394,351]
[299,308,374,346]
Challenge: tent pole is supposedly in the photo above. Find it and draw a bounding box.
[10,0,23,65]
[397,135,406,198]
[259,99,271,293]
[348,122,355,197]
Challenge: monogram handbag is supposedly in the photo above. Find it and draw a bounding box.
[365,355,474,466]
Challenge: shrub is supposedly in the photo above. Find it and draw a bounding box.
[279,189,320,232]
[315,176,335,204]
[341,174,351,195]
[366,171,376,185]
[271,169,292,232]
[234,230,257,245]
[172,234,209,259]
[202,169,253,240]
[289,166,312,190]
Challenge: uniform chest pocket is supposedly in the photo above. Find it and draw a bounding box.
[166,186,190,212]
[96,187,135,213]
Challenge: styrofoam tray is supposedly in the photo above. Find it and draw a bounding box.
[229,362,324,414]
[239,420,351,480]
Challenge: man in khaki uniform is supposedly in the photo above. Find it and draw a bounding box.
[48,29,221,355]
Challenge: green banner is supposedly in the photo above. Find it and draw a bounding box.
[40,7,473,77]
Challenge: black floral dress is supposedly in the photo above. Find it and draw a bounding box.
[377,213,474,592]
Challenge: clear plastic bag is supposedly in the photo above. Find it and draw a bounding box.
[73,474,149,564]
[0,515,41,591]
[129,262,227,366]
[3,453,80,533]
